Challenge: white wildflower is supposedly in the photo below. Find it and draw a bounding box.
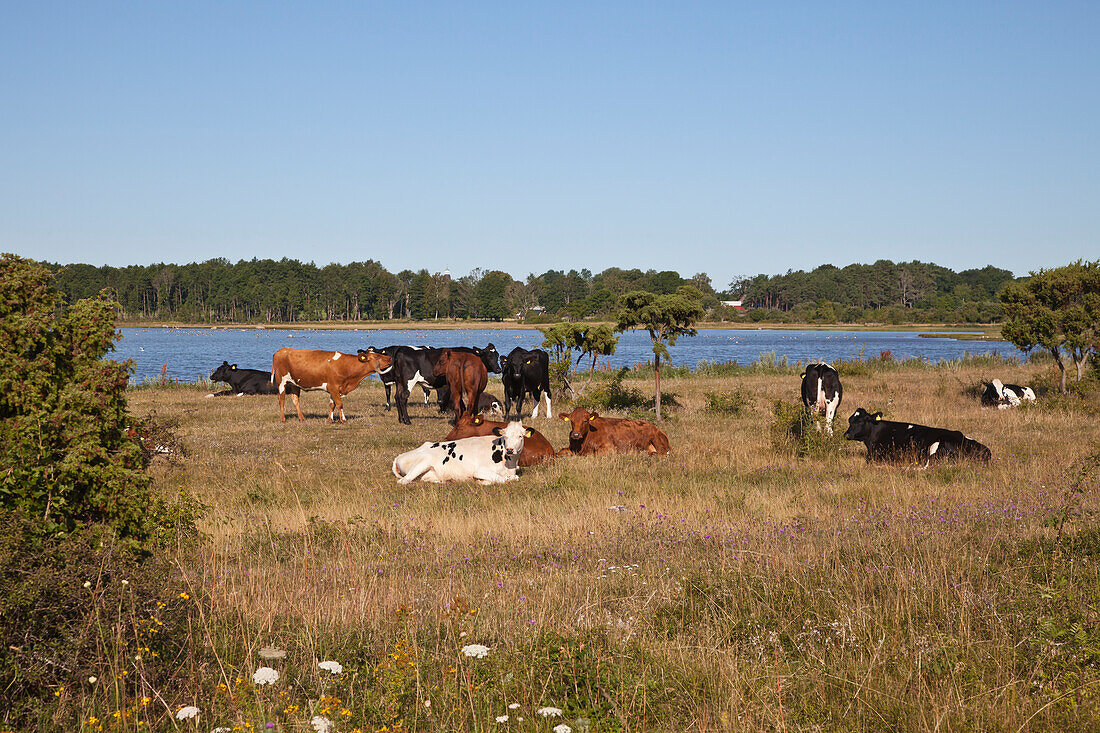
[553,725,572,733]
[121,580,129,586]
[537,706,563,717]
[258,647,286,660]
[174,705,200,720]
[252,666,279,685]
[495,715,509,723]
[310,715,333,733]
[213,729,231,733]
[83,581,92,589]
[87,676,97,684]
[461,644,490,659]
[508,703,520,709]
[424,699,431,708]
[318,660,344,675]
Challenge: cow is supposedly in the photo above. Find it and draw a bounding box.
[843,408,992,468]
[391,421,531,485]
[437,388,503,418]
[500,347,552,419]
[981,378,1036,409]
[557,406,670,457]
[375,345,434,410]
[207,361,281,397]
[271,347,392,423]
[445,413,556,467]
[434,349,488,423]
[801,362,843,434]
[389,343,501,424]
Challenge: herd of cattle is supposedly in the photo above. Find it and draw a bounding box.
[207,346,1034,484]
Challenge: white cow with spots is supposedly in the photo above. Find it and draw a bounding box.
[981,379,1036,409]
[392,422,531,485]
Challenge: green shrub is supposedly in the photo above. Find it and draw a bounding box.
[580,368,680,415]
[769,400,847,458]
[704,385,755,416]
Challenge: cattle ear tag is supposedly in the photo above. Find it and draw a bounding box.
[231,365,237,370]
[588,415,595,421]
[800,373,805,379]
[525,428,533,437]
[358,353,367,362]
[473,416,482,425]
[561,415,569,421]
[525,360,530,364]
[874,414,881,422]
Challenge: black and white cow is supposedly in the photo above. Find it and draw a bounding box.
[389,344,502,425]
[844,408,992,467]
[500,347,552,419]
[981,379,1036,409]
[375,345,434,410]
[800,362,842,434]
[391,421,531,484]
[207,361,281,397]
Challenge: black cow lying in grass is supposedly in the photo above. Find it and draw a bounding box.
[207,361,281,397]
[844,408,991,468]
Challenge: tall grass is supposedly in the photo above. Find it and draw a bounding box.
[74,364,1100,731]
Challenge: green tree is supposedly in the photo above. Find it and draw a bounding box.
[1001,261,1100,392]
[577,324,618,386]
[474,270,513,320]
[0,254,154,540]
[615,285,705,420]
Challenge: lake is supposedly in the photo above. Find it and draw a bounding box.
[114,327,1023,383]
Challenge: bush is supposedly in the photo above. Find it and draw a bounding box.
[580,368,680,415]
[704,385,755,416]
[769,400,848,458]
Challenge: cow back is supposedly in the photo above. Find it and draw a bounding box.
[445,414,555,466]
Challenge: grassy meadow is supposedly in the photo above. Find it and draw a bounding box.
[98,357,1099,732]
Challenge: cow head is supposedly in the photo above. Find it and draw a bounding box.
[210,361,236,382]
[473,343,502,373]
[560,407,598,443]
[356,348,393,371]
[844,408,882,442]
[435,349,456,372]
[491,421,531,462]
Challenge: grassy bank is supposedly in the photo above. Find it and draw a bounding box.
[84,359,1099,731]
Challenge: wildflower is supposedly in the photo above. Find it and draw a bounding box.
[174,705,200,720]
[495,715,509,723]
[258,647,286,660]
[252,667,280,686]
[424,700,431,709]
[553,725,572,733]
[537,707,563,717]
[212,729,231,733]
[461,644,490,659]
[310,716,333,733]
[121,580,129,586]
[508,703,520,709]
[88,676,97,684]
[318,660,344,675]
[83,581,92,589]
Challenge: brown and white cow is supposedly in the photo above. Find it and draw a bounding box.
[271,347,392,423]
[434,349,488,424]
[557,407,670,457]
[445,413,556,467]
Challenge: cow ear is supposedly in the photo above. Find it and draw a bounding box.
[560,414,569,421]
[491,426,503,436]
[358,353,367,362]
[525,428,533,438]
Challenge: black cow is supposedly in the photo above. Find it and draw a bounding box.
[207,361,283,397]
[500,347,552,419]
[800,362,842,434]
[390,343,501,424]
[376,345,435,410]
[844,408,992,467]
[981,379,1036,409]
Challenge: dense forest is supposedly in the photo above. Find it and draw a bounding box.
[46,258,1016,324]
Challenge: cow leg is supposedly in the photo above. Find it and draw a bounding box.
[531,389,540,418]
[384,382,392,410]
[515,392,525,419]
[422,385,432,404]
[823,395,840,436]
[396,458,434,484]
[395,380,412,425]
[291,391,306,422]
[278,390,287,422]
[330,388,347,423]
[543,391,552,420]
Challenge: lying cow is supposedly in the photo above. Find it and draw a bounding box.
[445,413,555,467]
[391,421,531,485]
[981,379,1036,409]
[271,347,392,422]
[844,408,992,467]
[437,388,503,418]
[801,362,842,433]
[435,349,488,423]
[207,361,281,397]
[557,407,670,457]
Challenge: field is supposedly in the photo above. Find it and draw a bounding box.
[115,358,1099,731]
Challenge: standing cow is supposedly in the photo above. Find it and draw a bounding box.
[801,362,843,434]
[500,347,552,419]
[434,349,488,423]
[389,344,501,425]
[271,348,392,423]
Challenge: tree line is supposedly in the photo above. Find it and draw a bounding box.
[46,257,1016,324]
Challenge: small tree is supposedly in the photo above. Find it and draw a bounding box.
[616,285,705,420]
[576,324,618,385]
[1000,261,1100,393]
[0,254,154,540]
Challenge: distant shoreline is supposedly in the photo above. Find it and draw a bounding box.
[116,320,1003,337]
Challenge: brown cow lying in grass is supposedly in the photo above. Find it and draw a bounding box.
[557,407,670,457]
[445,413,556,467]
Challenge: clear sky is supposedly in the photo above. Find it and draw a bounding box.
[2,2,1097,288]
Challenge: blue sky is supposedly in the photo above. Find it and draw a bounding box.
[2,2,1097,288]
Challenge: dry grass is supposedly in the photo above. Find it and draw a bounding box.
[122,361,1100,731]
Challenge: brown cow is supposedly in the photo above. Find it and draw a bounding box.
[445,413,556,467]
[557,406,670,456]
[272,347,392,423]
[434,349,487,424]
